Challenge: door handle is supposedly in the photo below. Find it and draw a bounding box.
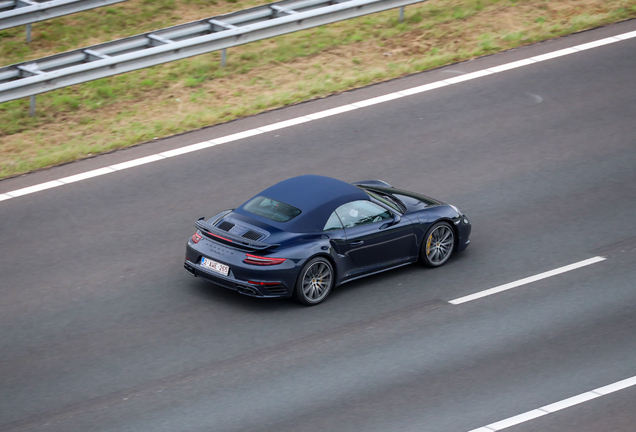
[350,240,364,246]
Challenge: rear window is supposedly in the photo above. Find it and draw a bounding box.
[243,196,302,223]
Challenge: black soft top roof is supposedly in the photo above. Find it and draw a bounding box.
[233,175,369,232]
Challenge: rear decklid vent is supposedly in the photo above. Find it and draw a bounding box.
[241,229,264,241]
[217,221,235,231]
[195,218,276,251]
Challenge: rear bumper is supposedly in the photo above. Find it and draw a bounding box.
[184,260,293,298]
[184,242,295,298]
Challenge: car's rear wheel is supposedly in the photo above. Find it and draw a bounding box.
[294,257,334,306]
[421,222,454,267]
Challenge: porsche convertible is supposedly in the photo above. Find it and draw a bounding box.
[184,175,471,305]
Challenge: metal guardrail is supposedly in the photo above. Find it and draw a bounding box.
[0,0,126,30]
[0,0,423,104]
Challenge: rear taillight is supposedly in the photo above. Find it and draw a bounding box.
[206,231,233,243]
[191,232,202,244]
[248,281,282,286]
[243,254,286,266]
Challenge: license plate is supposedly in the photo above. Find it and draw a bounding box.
[200,257,229,276]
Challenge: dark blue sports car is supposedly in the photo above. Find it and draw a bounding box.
[184,175,471,305]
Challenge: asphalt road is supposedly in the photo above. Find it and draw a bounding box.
[1,19,636,432]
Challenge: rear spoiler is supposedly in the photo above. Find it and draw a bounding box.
[195,218,279,251]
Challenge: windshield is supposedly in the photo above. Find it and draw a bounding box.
[365,189,406,213]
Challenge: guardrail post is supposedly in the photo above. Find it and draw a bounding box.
[26,23,31,43]
[29,95,36,116]
[399,6,404,23]
[1,0,430,103]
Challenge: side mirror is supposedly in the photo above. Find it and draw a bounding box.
[380,214,401,229]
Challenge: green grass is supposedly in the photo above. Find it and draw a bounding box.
[1,0,636,179]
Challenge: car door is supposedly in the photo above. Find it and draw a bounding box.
[335,200,415,269]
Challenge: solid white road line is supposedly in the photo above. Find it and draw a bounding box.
[58,167,116,184]
[468,375,636,431]
[2,30,636,203]
[305,104,358,119]
[110,154,167,171]
[6,180,64,197]
[257,117,312,132]
[352,92,404,107]
[449,256,606,305]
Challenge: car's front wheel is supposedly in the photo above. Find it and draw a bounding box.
[294,257,334,306]
[421,221,455,267]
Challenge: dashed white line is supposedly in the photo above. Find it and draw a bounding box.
[1,29,635,203]
[540,392,599,412]
[468,375,636,431]
[485,409,547,430]
[449,256,606,305]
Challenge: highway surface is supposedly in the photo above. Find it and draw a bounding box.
[1,19,636,432]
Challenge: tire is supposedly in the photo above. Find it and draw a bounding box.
[293,257,334,306]
[420,221,454,268]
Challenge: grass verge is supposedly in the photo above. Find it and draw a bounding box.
[1,0,636,179]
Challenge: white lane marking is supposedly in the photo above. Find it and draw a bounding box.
[530,47,579,62]
[6,180,64,197]
[305,104,358,120]
[449,256,606,305]
[444,69,494,83]
[594,375,636,395]
[211,129,263,144]
[257,117,312,132]
[2,29,635,202]
[468,375,636,431]
[487,58,537,73]
[540,392,599,413]
[486,410,547,430]
[616,30,636,40]
[573,36,620,51]
[398,80,449,96]
[58,167,116,184]
[110,154,167,171]
[352,92,404,107]
[159,140,217,157]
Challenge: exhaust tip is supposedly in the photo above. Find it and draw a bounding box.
[236,285,261,296]
[183,262,196,276]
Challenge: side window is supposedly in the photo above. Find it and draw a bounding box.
[334,200,392,228]
[323,211,344,231]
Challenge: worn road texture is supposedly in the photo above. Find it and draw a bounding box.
[1,20,635,432]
